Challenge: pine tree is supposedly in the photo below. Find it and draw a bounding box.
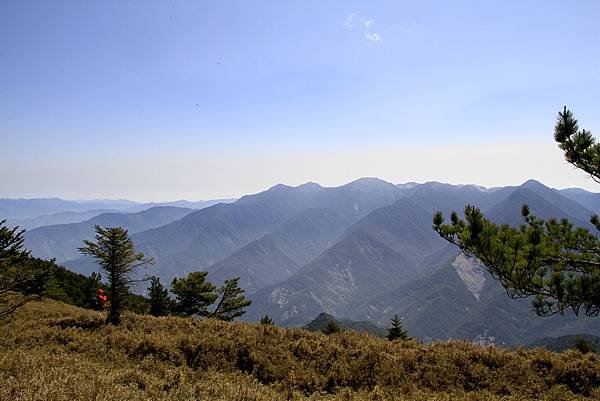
[0,220,51,321]
[79,225,153,324]
[554,107,600,184]
[260,315,274,325]
[433,108,600,317]
[171,271,217,317]
[210,277,252,321]
[386,314,409,341]
[148,276,170,317]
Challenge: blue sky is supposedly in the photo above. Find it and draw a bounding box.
[2,1,600,200]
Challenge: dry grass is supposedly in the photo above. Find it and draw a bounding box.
[1,299,599,400]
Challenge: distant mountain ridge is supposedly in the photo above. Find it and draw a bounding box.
[0,198,138,220]
[558,188,600,213]
[114,178,407,283]
[12,178,600,346]
[242,179,600,345]
[207,208,349,294]
[1,197,236,221]
[7,209,118,230]
[487,186,594,228]
[244,197,447,325]
[25,206,195,263]
[205,178,409,293]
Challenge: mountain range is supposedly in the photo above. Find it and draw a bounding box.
[4,178,599,346]
[24,206,195,263]
[3,197,236,228]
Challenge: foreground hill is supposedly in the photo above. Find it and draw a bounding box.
[304,312,386,337]
[530,334,600,353]
[1,299,598,401]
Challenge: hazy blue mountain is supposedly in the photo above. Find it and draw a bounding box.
[207,208,348,294]
[0,198,138,220]
[206,179,407,294]
[61,182,325,278]
[346,185,600,345]
[244,197,467,326]
[517,179,596,223]
[0,197,235,222]
[17,177,600,347]
[7,209,116,230]
[559,188,600,213]
[125,198,236,212]
[486,186,593,229]
[361,251,600,346]
[337,198,448,268]
[405,179,597,221]
[352,249,476,339]
[246,230,417,326]
[244,179,600,346]
[242,196,445,328]
[25,206,193,263]
[347,231,600,346]
[404,181,505,215]
[77,178,404,284]
[121,183,327,282]
[311,177,404,219]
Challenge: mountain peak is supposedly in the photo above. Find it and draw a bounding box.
[396,182,420,189]
[268,183,293,191]
[296,182,323,191]
[345,177,395,190]
[520,179,548,191]
[265,182,323,194]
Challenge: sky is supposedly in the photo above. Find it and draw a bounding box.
[2,1,600,201]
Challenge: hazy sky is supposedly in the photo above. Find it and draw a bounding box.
[2,1,600,201]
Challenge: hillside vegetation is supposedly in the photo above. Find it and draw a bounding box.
[304,312,386,337]
[530,335,600,354]
[1,299,599,401]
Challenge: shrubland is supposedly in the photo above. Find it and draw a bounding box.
[1,299,599,400]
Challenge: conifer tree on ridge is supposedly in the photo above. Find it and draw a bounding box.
[433,108,600,317]
[79,225,154,324]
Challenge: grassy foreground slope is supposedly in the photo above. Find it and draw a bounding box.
[1,300,599,401]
